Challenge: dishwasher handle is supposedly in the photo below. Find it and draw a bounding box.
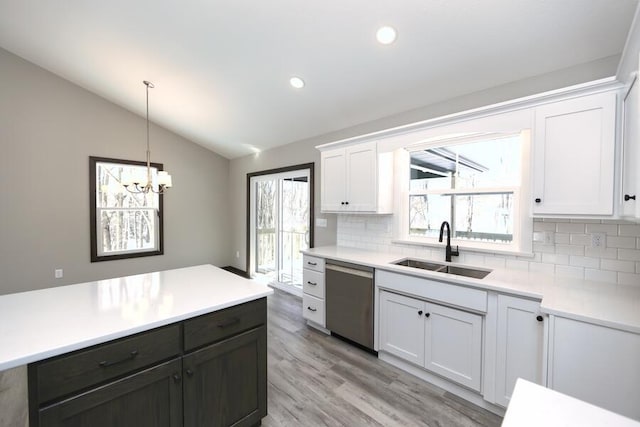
[326,263,373,279]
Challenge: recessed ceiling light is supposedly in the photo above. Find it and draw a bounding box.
[289,76,305,89]
[376,26,397,45]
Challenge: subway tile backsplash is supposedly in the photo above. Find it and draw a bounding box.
[336,215,640,286]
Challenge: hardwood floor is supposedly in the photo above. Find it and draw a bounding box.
[262,288,503,427]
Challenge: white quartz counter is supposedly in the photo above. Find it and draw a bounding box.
[502,379,640,427]
[302,246,640,333]
[0,264,273,372]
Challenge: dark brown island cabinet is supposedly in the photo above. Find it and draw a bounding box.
[27,298,267,427]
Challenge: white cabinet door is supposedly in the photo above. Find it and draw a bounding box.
[321,148,347,211]
[379,291,425,366]
[424,302,483,392]
[622,74,639,218]
[533,91,616,215]
[494,295,546,408]
[549,316,640,421]
[345,142,377,212]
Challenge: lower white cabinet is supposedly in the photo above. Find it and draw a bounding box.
[549,316,640,421]
[379,290,483,392]
[494,295,546,408]
[302,293,325,326]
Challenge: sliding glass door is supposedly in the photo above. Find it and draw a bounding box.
[250,167,311,291]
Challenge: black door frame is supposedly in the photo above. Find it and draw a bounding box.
[246,162,315,276]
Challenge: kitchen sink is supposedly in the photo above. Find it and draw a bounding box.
[392,258,491,279]
[393,259,445,271]
[437,265,491,279]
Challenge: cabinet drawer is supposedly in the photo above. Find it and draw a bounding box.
[303,269,325,298]
[303,255,325,273]
[34,324,181,404]
[302,294,325,326]
[184,298,266,352]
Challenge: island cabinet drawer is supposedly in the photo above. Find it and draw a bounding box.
[184,297,267,352]
[303,255,325,273]
[33,324,181,404]
[303,269,325,298]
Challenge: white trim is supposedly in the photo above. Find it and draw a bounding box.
[390,239,535,258]
[316,77,620,151]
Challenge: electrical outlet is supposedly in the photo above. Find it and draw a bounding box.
[54,269,63,279]
[236,251,240,259]
[590,232,606,248]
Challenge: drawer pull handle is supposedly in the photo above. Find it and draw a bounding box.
[307,281,317,286]
[307,262,317,266]
[99,350,139,368]
[217,317,241,328]
[307,306,317,312]
[625,194,636,201]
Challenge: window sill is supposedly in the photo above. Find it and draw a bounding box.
[390,238,534,258]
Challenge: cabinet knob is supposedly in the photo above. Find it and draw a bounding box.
[418,310,423,316]
[425,313,431,318]
[186,369,194,377]
[341,202,345,205]
[624,194,636,201]
[173,374,181,383]
[535,198,541,203]
[345,201,349,205]
[536,315,543,322]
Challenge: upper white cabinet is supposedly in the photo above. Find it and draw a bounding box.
[320,141,393,213]
[621,72,640,220]
[493,295,546,408]
[532,91,616,216]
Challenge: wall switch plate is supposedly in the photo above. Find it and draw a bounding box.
[235,251,240,259]
[316,218,328,227]
[590,232,606,248]
[54,269,63,279]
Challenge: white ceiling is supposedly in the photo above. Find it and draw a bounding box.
[0,0,637,159]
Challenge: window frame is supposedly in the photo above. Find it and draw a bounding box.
[396,131,532,255]
[89,156,164,262]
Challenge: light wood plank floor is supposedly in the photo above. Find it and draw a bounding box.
[262,288,503,427]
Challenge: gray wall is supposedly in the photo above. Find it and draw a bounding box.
[618,6,640,84]
[228,55,620,272]
[0,48,231,295]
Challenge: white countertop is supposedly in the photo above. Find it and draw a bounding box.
[0,264,273,372]
[302,246,640,333]
[502,379,640,427]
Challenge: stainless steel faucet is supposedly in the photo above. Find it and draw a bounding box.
[438,221,459,262]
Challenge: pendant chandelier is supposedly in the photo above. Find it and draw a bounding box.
[123,80,172,194]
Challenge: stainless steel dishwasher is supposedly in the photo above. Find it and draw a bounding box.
[325,260,375,351]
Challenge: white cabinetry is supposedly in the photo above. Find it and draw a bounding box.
[622,72,640,219]
[532,91,616,216]
[302,255,326,327]
[549,316,640,421]
[379,290,483,391]
[320,141,392,213]
[493,295,546,408]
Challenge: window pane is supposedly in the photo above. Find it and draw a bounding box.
[256,180,276,274]
[409,195,451,238]
[99,209,157,254]
[409,135,522,191]
[454,193,514,242]
[97,162,157,208]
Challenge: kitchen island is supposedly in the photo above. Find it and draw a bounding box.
[0,264,273,427]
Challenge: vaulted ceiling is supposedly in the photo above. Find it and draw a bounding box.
[0,0,637,158]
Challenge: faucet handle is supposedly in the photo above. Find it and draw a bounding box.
[452,245,460,257]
